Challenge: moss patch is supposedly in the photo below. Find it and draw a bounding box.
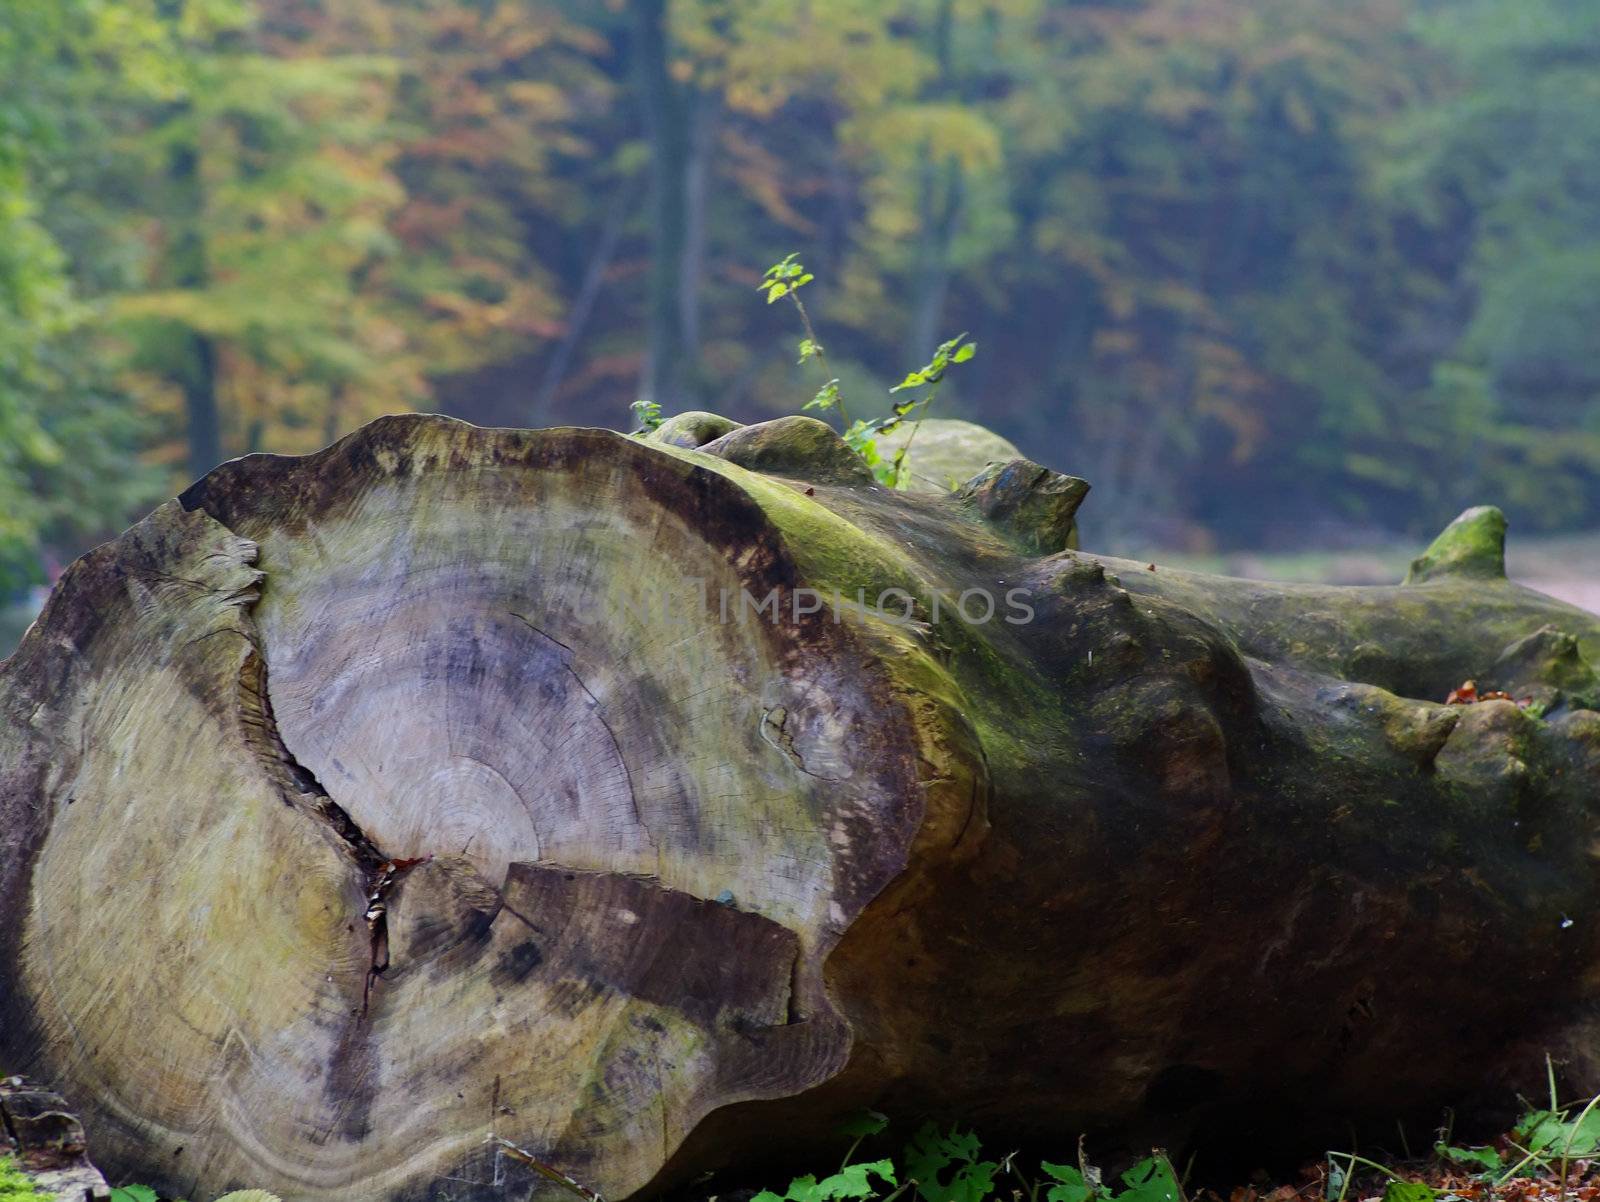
[1405,506,1507,584]
[0,1157,43,1202]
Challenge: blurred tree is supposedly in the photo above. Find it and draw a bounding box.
[1388,0,1600,529]
[383,0,619,390]
[0,0,172,596]
[103,0,424,475]
[970,0,1429,541]
[8,0,1600,590]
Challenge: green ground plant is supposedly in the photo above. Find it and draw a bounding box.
[1328,1062,1600,1202]
[748,1111,1182,1202]
[22,1075,1600,1202]
[0,1155,45,1201]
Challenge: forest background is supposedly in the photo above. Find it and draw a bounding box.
[4,0,1598,647]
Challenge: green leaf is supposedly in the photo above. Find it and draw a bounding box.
[951,341,977,363]
[1515,1107,1600,1157]
[766,282,789,303]
[110,1188,159,1202]
[1116,1157,1182,1202]
[904,1124,998,1202]
[629,398,663,432]
[836,1109,890,1139]
[1433,1143,1502,1173]
[1379,1182,1435,1202]
[812,1160,898,1200]
[844,418,888,468]
[889,448,912,489]
[1325,1161,1346,1202]
[1041,1162,1095,1202]
[807,379,841,411]
[763,253,800,282]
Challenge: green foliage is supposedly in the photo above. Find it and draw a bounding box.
[8,0,1600,618]
[1379,0,1600,532]
[630,398,664,432]
[0,1155,45,1200]
[903,1124,1000,1202]
[0,0,175,597]
[1377,1183,1434,1202]
[1433,1144,1501,1174]
[762,253,816,305]
[752,1160,898,1202]
[1336,1080,1600,1202]
[110,1188,159,1202]
[749,1119,1182,1202]
[764,253,977,488]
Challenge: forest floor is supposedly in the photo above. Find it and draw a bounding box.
[690,1095,1600,1202]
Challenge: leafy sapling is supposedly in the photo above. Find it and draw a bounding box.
[761,252,979,489]
[761,254,851,429]
[876,332,977,489]
[629,398,664,433]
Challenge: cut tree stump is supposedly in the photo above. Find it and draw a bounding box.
[3,414,1600,1201]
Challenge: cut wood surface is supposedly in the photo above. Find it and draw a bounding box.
[2,414,1599,1202]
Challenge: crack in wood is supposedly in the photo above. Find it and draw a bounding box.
[759,705,846,782]
[237,646,426,1019]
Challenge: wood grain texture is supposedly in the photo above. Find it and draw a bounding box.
[3,414,1600,1200]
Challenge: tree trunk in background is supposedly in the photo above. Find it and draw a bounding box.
[679,88,718,365]
[180,331,222,482]
[904,157,962,363]
[532,179,641,424]
[904,0,963,364]
[171,137,223,480]
[6,414,1600,1202]
[627,0,704,409]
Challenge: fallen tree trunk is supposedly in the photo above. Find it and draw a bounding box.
[3,413,1599,1201]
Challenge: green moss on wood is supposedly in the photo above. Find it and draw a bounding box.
[1492,625,1600,711]
[874,418,1025,494]
[700,416,875,484]
[0,1157,45,1202]
[1405,505,1507,584]
[645,411,742,449]
[955,459,1090,555]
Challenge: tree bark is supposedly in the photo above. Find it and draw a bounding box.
[171,135,223,481]
[1,1076,111,1201]
[3,414,1600,1202]
[630,0,700,412]
[904,0,963,365]
[532,177,642,424]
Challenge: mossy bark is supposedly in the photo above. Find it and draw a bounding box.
[2,414,1598,1201]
